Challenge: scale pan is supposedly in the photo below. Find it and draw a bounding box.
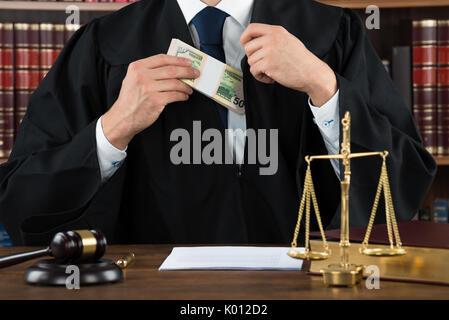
[288,249,329,260]
[361,247,407,256]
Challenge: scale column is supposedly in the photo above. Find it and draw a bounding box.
[340,180,350,268]
[320,112,363,287]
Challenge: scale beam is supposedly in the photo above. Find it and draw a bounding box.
[306,151,387,163]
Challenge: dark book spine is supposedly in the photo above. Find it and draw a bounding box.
[0,23,14,159]
[418,207,431,221]
[392,46,412,110]
[438,20,449,156]
[14,23,40,134]
[39,23,64,81]
[413,20,438,156]
[39,23,52,81]
[64,24,80,44]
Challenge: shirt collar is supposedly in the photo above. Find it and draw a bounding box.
[176,0,254,28]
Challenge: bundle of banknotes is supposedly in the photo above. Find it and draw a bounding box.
[167,38,245,114]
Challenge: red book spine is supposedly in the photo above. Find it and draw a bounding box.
[14,23,40,134]
[438,20,449,156]
[413,20,438,156]
[39,23,64,81]
[0,23,14,159]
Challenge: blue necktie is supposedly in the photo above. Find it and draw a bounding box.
[191,6,229,128]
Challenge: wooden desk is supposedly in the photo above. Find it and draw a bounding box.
[0,245,448,300]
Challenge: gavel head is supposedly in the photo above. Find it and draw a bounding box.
[49,230,107,263]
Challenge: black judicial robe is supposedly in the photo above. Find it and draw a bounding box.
[0,0,436,245]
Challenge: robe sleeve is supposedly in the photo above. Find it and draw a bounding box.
[0,20,126,245]
[330,9,437,227]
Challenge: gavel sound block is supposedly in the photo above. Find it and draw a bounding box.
[0,230,123,286]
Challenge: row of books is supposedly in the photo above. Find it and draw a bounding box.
[412,19,449,157]
[0,22,80,158]
[0,0,139,2]
[419,199,449,223]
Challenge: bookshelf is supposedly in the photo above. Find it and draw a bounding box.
[0,0,448,11]
[318,0,449,8]
[0,0,448,221]
[0,0,447,12]
[436,157,449,166]
[0,1,127,11]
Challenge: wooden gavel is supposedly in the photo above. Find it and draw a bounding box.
[0,230,106,268]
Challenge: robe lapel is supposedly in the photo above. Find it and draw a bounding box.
[162,0,195,48]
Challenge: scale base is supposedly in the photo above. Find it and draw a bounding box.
[24,258,123,286]
[320,263,364,287]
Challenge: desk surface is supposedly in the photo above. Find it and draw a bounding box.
[0,245,448,300]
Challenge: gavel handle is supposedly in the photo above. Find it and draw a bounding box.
[0,247,50,268]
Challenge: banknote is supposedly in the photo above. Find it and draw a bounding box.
[167,38,245,115]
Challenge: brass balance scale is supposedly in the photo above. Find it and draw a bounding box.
[288,111,406,287]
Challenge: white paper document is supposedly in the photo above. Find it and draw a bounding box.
[158,246,304,271]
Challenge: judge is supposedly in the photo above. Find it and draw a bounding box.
[0,0,436,245]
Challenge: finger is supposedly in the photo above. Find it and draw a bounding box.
[153,79,193,94]
[159,91,190,106]
[250,59,275,84]
[240,23,276,45]
[257,74,275,84]
[247,47,266,66]
[151,65,200,80]
[243,36,267,57]
[133,54,192,70]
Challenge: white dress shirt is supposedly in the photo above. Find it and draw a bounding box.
[96,0,341,182]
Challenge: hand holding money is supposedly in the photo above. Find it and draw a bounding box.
[167,39,245,115]
[102,54,200,150]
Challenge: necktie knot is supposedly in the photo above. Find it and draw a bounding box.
[191,6,229,46]
[190,6,230,128]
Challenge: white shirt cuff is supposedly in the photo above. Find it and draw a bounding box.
[308,90,340,178]
[95,117,127,183]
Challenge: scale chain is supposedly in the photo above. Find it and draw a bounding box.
[291,166,309,248]
[382,161,395,248]
[309,165,329,253]
[383,161,403,247]
[305,170,311,252]
[362,154,403,250]
[362,160,384,247]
